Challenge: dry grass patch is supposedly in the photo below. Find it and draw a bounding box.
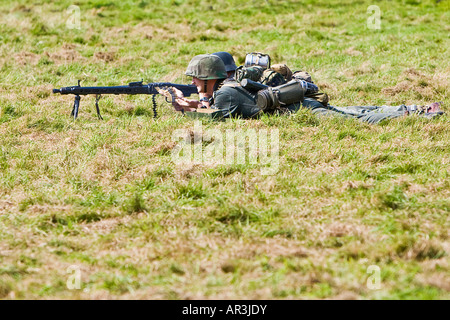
[344,47,363,56]
[322,222,367,239]
[416,273,450,292]
[14,52,40,66]
[46,48,83,64]
[81,216,133,236]
[382,67,445,100]
[94,52,116,63]
[0,199,14,213]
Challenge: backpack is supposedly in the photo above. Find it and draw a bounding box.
[259,69,287,87]
[271,64,293,81]
[292,70,313,83]
[292,70,329,107]
[235,66,264,83]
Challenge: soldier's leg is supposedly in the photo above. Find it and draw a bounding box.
[300,98,351,118]
[331,105,407,124]
[299,99,443,124]
[332,105,406,115]
[352,104,444,123]
[356,111,405,124]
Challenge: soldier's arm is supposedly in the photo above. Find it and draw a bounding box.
[157,87,201,112]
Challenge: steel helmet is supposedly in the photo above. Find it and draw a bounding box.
[185,54,227,80]
[211,51,238,72]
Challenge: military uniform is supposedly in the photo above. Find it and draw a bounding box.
[243,65,436,124]
[301,98,446,124]
[266,66,442,123]
[183,54,443,123]
[210,79,262,119]
[206,90,433,124]
[183,54,262,120]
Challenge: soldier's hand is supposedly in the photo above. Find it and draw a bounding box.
[169,87,202,110]
[155,87,173,100]
[156,87,183,111]
[156,87,200,112]
[172,87,185,99]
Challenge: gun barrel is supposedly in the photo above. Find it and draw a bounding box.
[55,85,150,96]
[52,82,198,97]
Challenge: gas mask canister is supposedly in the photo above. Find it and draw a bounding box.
[256,79,319,111]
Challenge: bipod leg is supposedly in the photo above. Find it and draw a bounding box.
[95,94,103,120]
[152,94,158,119]
[71,95,81,120]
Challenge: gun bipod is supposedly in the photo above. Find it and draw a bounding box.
[71,95,81,120]
[95,94,103,120]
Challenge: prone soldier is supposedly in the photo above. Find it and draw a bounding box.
[159,53,444,124]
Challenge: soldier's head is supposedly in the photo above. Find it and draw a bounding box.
[185,54,227,93]
[211,51,237,78]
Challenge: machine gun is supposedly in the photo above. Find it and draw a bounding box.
[52,80,198,119]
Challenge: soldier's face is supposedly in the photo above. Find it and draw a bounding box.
[192,77,202,88]
[192,77,208,93]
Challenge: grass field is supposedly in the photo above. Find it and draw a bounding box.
[0,0,449,299]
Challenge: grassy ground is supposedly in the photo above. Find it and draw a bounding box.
[0,0,449,299]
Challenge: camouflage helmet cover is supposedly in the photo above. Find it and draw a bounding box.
[185,54,227,80]
[211,51,238,72]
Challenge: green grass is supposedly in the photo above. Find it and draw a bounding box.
[0,0,449,299]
